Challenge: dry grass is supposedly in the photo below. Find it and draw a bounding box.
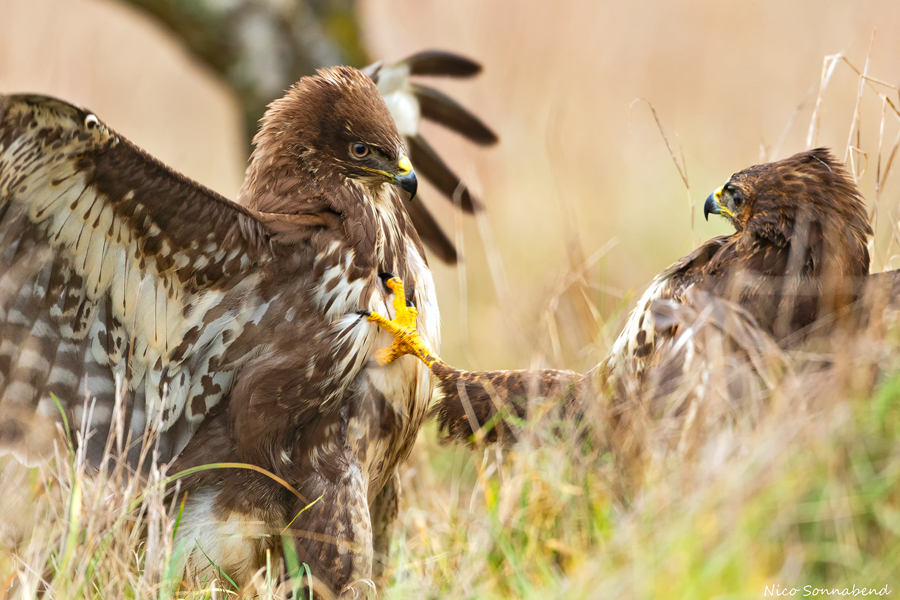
[389,317,900,599]
[0,394,320,599]
[2,53,900,599]
[4,305,899,599]
[0,408,187,598]
[369,52,900,599]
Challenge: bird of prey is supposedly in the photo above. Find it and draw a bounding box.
[364,51,498,263]
[0,65,447,596]
[369,149,873,444]
[611,147,870,377]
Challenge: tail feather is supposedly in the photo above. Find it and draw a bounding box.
[412,83,498,146]
[403,50,483,78]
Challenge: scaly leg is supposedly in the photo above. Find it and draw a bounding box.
[366,275,441,367]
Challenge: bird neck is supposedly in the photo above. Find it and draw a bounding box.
[239,154,330,214]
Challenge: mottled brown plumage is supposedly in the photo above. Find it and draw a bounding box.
[429,362,582,445]
[613,148,871,378]
[0,66,443,597]
[415,149,875,444]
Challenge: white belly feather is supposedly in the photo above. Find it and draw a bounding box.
[365,240,440,419]
[312,235,440,416]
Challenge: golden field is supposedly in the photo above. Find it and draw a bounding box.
[1,0,900,597]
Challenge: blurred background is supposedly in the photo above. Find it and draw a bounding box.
[3,0,900,373]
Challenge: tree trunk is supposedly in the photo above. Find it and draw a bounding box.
[120,0,369,142]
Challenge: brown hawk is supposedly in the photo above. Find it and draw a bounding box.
[0,64,463,596]
[370,149,875,443]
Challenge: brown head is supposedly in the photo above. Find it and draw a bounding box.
[704,148,872,277]
[241,66,417,212]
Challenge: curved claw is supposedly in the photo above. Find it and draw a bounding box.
[367,276,440,367]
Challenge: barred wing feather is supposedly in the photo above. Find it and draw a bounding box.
[0,95,276,466]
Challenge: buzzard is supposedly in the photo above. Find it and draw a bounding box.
[611,147,870,377]
[0,65,446,595]
[370,149,873,443]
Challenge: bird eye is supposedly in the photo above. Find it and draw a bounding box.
[350,143,370,158]
[733,192,743,207]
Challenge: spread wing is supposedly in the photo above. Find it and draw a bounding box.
[366,50,499,263]
[607,235,731,378]
[0,95,277,465]
[609,210,856,379]
[430,286,784,447]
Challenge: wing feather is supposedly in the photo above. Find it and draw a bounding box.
[405,133,480,212]
[0,94,279,464]
[403,196,457,264]
[403,50,483,78]
[368,52,498,265]
[607,236,731,378]
[411,83,498,145]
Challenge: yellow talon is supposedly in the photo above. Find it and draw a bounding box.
[367,276,439,367]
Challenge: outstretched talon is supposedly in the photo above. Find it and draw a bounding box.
[368,275,440,367]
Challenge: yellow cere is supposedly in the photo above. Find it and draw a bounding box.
[397,154,413,176]
[713,185,736,219]
[360,154,412,180]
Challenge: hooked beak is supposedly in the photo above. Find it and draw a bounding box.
[704,185,726,221]
[361,154,418,199]
[392,154,418,199]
